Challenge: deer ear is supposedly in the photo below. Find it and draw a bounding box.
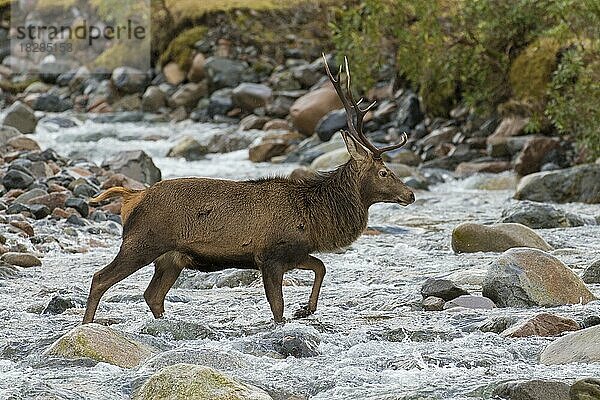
[341,131,370,162]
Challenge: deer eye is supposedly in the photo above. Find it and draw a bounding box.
[378,169,388,178]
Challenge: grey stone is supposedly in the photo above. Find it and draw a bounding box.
[205,57,254,91]
[0,252,41,268]
[65,197,89,218]
[102,150,161,185]
[232,83,272,112]
[2,170,34,190]
[2,101,37,134]
[422,296,445,311]
[111,66,147,94]
[582,260,600,284]
[421,278,469,301]
[570,378,600,400]
[499,201,588,228]
[315,109,346,141]
[540,325,600,365]
[443,295,496,310]
[492,379,570,400]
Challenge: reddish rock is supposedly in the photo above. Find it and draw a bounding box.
[51,208,71,219]
[27,192,69,211]
[47,183,68,193]
[486,116,529,144]
[239,115,269,131]
[10,220,34,237]
[249,140,289,162]
[290,85,343,136]
[187,53,206,83]
[7,135,40,151]
[514,137,560,176]
[100,199,122,215]
[501,313,580,338]
[163,62,185,85]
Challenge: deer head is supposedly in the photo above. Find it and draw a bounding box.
[323,54,415,206]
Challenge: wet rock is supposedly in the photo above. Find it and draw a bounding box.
[482,248,596,307]
[187,53,206,82]
[205,57,253,91]
[570,378,600,400]
[500,313,580,338]
[167,136,209,161]
[315,109,346,141]
[582,260,600,284]
[443,295,496,310]
[242,323,321,359]
[0,252,41,267]
[2,101,37,134]
[499,201,587,229]
[65,198,89,218]
[0,262,19,279]
[479,316,517,334]
[140,319,221,341]
[455,161,512,176]
[45,323,153,368]
[514,163,600,204]
[422,296,445,311]
[6,203,29,215]
[28,204,50,219]
[171,82,208,109]
[514,137,560,176]
[14,188,47,204]
[395,91,424,129]
[27,192,69,211]
[10,220,35,236]
[232,83,272,112]
[2,169,34,190]
[43,295,77,314]
[111,66,147,93]
[32,93,72,112]
[144,348,250,371]
[175,269,260,290]
[290,86,343,136]
[451,222,552,253]
[67,214,87,226]
[6,135,41,152]
[162,62,185,85]
[492,379,570,400]
[72,182,98,198]
[263,119,290,131]
[540,325,600,365]
[133,364,272,400]
[102,150,161,185]
[141,86,167,112]
[421,278,468,301]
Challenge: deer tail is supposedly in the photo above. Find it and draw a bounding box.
[89,187,142,204]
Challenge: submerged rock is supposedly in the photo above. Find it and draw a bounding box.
[482,248,596,307]
[238,323,321,359]
[421,278,468,301]
[514,163,600,204]
[451,222,552,253]
[492,379,570,400]
[133,363,272,400]
[499,201,588,228]
[540,325,600,365]
[140,319,221,341]
[500,313,580,338]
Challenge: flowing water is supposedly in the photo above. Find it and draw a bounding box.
[1,116,599,399]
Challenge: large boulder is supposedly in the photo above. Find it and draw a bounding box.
[2,101,37,134]
[486,116,529,145]
[499,201,588,229]
[290,86,343,136]
[500,313,580,337]
[482,248,596,307]
[133,364,272,400]
[492,380,570,400]
[540,325,600,365]
[45,324,153,368]
[315,109,346,142]
[451,222,552,253]
[310,148,350,170]
[102,150,161,185]
[514,136,560,176]
[231,83,272,112]
[514,164,600,204]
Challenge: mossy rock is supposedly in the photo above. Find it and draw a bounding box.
[35,0,76,12]
[164,0,322,20]
[133,363,272,400]
[44,323,153,368]
[159,26,208,71]
[0,78,39,94]
[509,37,562,106]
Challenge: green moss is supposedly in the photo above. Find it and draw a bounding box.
[93,42,151,70]
[510,37,562,106]
[0,78,39,94]
[35,0,77,12]
[158,26,208,70]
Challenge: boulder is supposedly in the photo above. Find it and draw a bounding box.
[514,137,560,176]
[239,323,321,359]
[167,136,209,161]
[162,62,185,85]
[141,86,167,112]
[451,222,552,253]
[0,126,20,146]
[207,88,234,117]
[421,278,468,301]
[232,83,272,112]
[45,323,153,368]
[0,252,41,267]
[499,201,587,229]
[514,164,600,204]
[443,295,496,310]
[102,150,161,185]
[540,325,600,365]
[492,380,570,400]
[111,67,147,93]
[6,135,41,152]
[171,82,207,109]
[570,378,600,400]
[2,101,37,134]
[482,248,596,307]
[187,53,206,82]
[315,109,346,141]
[385,149,421,167]
[582,260,600,284]
[133,364,272,400]
[290,86,343,136]
[2,170,34,190]
[500,313,580,337]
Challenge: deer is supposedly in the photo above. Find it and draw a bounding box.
[83,56,415,324]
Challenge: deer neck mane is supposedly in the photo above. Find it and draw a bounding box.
[297,160,369,252]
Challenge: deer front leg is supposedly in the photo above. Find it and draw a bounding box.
[293,255,326,319]
[261,265,285,323]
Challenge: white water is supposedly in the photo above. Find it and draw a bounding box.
[0,116,599,399]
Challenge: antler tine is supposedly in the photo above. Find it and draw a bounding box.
[373,132,409,156]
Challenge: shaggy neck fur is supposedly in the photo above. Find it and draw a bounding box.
[296,160,369,252]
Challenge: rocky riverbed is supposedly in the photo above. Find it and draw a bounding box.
[0,116,599,399]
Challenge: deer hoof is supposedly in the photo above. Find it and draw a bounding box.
[293,305,314,319]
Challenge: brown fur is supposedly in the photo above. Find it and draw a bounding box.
[90,187,145,224]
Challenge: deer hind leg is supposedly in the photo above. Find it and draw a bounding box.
[293,255,326,319]
[83,244,161,324]
[260,263,285,323]
[144,251,189,318]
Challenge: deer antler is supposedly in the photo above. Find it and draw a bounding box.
[322,54,408,159]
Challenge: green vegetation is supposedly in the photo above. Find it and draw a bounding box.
[331,0,600,159]
[158,26,207,69]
